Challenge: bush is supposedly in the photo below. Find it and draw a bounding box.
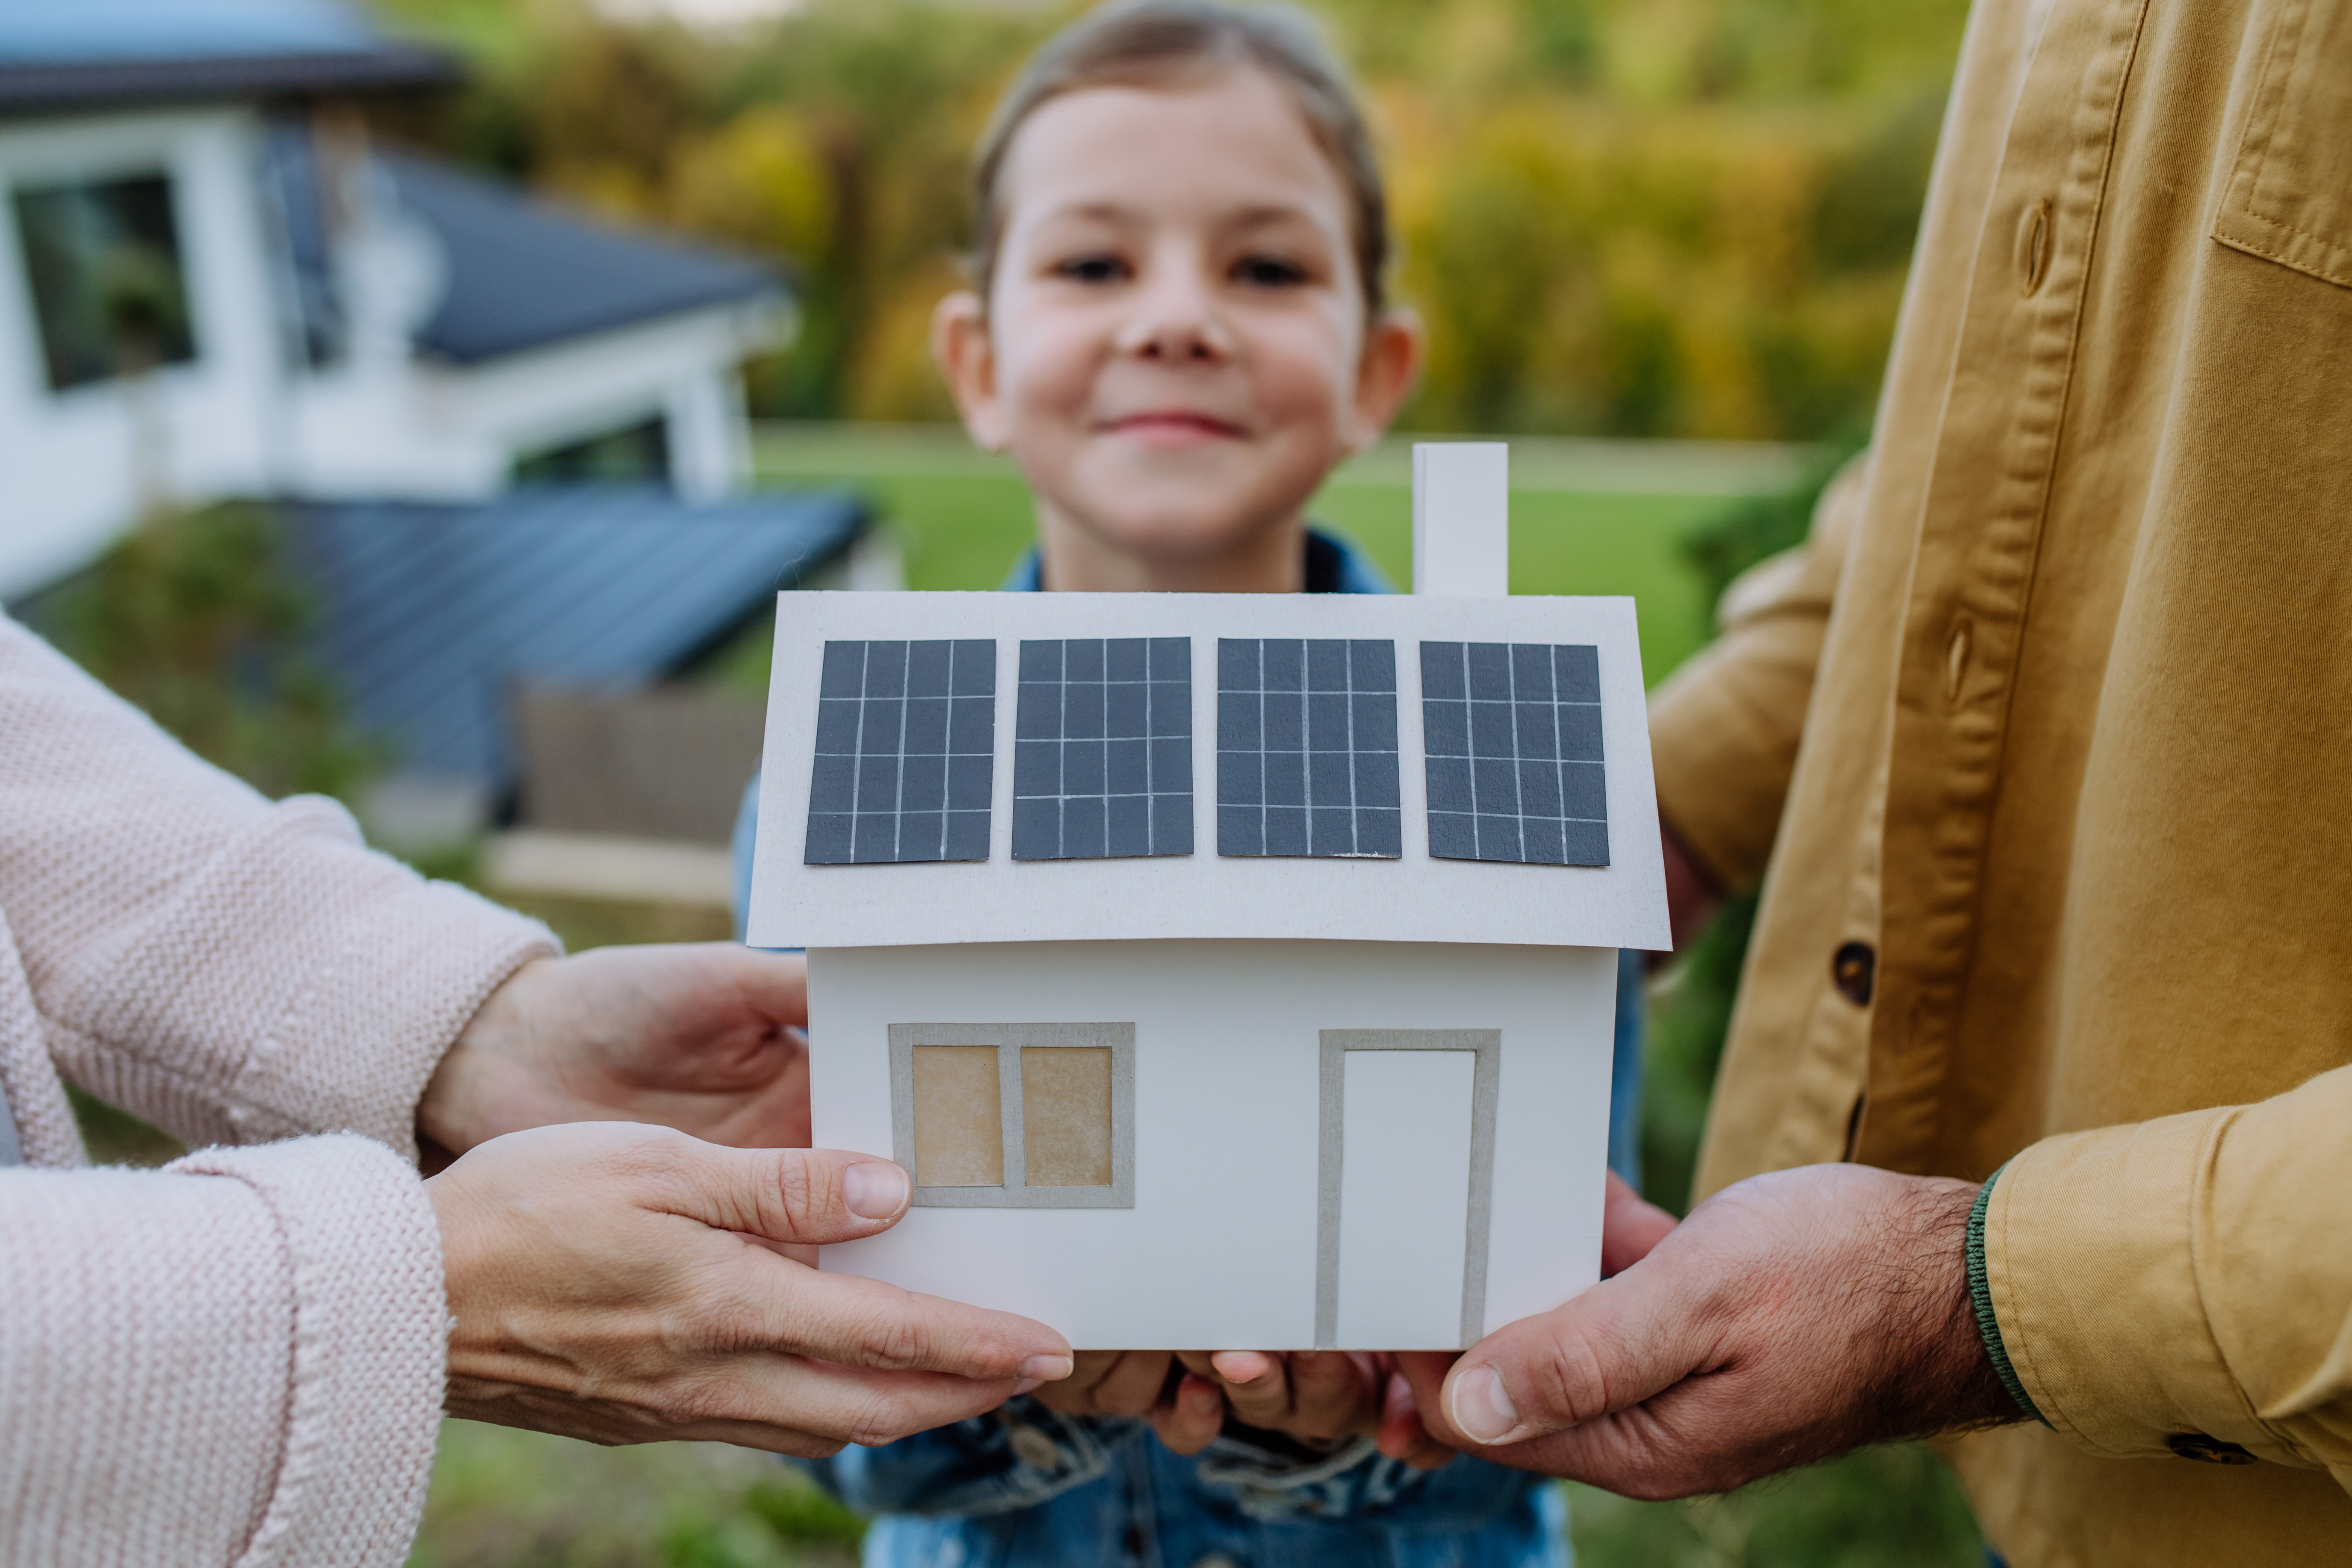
[28,502,382,803]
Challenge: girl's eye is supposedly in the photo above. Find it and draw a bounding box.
[1054,253,1130,284]
[1233,254,1309,288]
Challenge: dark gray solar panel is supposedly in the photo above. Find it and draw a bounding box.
[1420,642,1607,866]
[1217,639,1402,859]
[1013,638,1194,860]
[806,640,995,865]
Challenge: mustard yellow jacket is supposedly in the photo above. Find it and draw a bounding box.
[1646,0,2352,1560]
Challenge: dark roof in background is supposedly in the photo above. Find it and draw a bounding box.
[289,487,867,786]
[262,128,787,366]
[382,152,785,362]
[0,0,455,115]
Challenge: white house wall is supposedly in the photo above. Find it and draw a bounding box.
[807,938,1616,1349]
[0,108,292,598]
[287,301,779,502]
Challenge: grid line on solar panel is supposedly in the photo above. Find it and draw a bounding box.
[1012,638,1194,860]
[1419,641,1607,866]
[805,639,996,865]
[1216,638,1402,859]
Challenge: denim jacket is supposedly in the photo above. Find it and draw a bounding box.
[732,530,1640,1568]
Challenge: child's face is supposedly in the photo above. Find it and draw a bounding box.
[935,68,1421,587]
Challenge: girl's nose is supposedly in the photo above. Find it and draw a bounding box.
[1112,268,1235,363]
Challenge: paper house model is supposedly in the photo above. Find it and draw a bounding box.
[747,445,1668,1350]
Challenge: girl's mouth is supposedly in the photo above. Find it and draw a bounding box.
[1102,410,1248,445]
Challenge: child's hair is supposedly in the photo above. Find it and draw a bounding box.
[970,0,1390,318]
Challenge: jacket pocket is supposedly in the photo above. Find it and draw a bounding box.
[2213,0,2352,288]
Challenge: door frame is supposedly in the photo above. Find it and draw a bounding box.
[1314,1028,1501,1349]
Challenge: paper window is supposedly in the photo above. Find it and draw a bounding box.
[889,1024,1135,1208]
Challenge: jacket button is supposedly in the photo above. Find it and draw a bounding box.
[1832,942,1876,1006]
[2167,1432,2256,1465]
[1007,1423,1062,1470]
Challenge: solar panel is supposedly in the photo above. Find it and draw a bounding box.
[1013,638,1194,860]
[1420,641,1607,866]
[805,639,996,865]
[1217,638,1402,859]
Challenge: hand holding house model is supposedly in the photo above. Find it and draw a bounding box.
[747,445,1669,1351]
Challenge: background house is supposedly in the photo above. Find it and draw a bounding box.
[0,0,796,598]
[1,0,888,868]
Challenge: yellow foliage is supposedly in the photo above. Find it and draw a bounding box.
[665,107,836,263]
[391,0,1967,437]
[843,256,965,424]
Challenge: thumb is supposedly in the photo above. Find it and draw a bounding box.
[646,1133,913,1246]
[1437,1263,1709,1448]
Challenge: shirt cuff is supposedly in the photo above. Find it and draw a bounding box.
[168,1134,448,1566]
[1979,1111,2278,1462]
[1966,1165,2048,1427]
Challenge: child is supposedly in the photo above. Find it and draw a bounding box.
[732,4,1644,1563]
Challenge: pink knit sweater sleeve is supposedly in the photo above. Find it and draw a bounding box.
[0,1138,447,1568]
[0,614,557,1158]
[0,613,563,1565]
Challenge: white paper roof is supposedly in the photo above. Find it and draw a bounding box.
[746,591,1669,951]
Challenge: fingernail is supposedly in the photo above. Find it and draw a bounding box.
[1451,1366,1522,1444]
[1019,1354,1073,1385]
[843,1161,910,1219]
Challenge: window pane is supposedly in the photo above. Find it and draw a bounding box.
[12,174,196,391]
[513,416,671,486]
[1022,1046,1113,1187]
[911,1045,1002,1186]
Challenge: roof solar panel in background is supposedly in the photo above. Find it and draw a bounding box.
[1013,638,1194,860]
[1420,641,1607,866]
[805,639,996,865]
[1217,639,1402,859]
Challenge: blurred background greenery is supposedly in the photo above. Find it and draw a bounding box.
[40,0,1994,1561]
[367,0,1964,442]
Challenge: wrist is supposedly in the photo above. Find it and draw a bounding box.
[1894,1174,2026,1436]
[415,958,556,1158]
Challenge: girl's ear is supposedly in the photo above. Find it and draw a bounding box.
[932,291,1013,452]
[1345,305,1426,454]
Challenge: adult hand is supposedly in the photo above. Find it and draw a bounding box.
[1652,817,1723,970]
[419,945,813,1162]
[1398,1164,2019,1499]
[429,1122,1073,1455]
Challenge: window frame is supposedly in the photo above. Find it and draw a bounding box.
[889,1022,1136,1208]
[9,168,199,394]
